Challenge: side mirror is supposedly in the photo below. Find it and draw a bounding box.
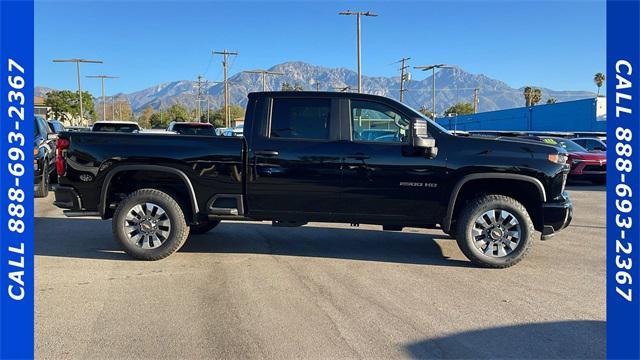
[412,118,438,158]
[47,133,58,141]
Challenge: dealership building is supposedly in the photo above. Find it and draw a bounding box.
[436,97,606,133]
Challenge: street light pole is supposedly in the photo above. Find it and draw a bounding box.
[414,64,453,119]
[243,70,284,91]
[52,58,102,126]
[86,75,118,121]
[339,10,377,93]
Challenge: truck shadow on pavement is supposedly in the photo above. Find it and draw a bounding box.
[404,320,605,359]
[35,217,470,267]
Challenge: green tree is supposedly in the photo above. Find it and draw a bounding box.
[523,87,543,107]
[444,102,474,116]
[208,105,245,128]
[166,104,190,122]
[546,97,558,104]
[45,90,96,123]
[594,72,606,97]
[138,106,154,128]
[150,111,170,128]
[281,82,294,91]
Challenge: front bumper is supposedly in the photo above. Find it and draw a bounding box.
[540,191,573,240]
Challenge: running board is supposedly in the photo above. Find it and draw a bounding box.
[63,210,100,217]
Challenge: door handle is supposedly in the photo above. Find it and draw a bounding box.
[255,150,279,157]
[347,153,369,160]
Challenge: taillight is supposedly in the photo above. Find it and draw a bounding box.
[56,138,70,175]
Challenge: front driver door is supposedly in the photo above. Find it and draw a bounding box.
[339,98,448,224]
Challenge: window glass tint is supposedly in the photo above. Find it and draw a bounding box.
[270,98,330,140]
[351,100,409,143]
[93,123,140,133]
[173,124,216,136]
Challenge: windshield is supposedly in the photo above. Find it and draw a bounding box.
[540,137,586,152]
[173,124,215,136]
[92,123,140,133]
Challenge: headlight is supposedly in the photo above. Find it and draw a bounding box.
[548,153,568,164]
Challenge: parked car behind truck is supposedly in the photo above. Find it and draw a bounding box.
[53,92,573,268]
[34,116,57,197]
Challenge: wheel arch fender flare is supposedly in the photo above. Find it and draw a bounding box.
[99,164,199,218]
[442,173,546,232]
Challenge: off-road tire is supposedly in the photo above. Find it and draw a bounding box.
[35,164,49,198]
[455,194,534,268]
[189,220,221,235]
[112,188,189,260]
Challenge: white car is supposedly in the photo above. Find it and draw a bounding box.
[223,124,244,137]
[91,121,141,133]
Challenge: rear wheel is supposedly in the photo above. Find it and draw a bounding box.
[112,188,189,260]
[455,195,534,268]
[189,220,221,235]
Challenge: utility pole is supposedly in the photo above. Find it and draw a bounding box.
[86,75,118,121]
[213,49,239,128]
[396,57,411,103]
[312,80,320,91]
[243,70,284,91]
[52,58,103,126]
[414,64,453,119]
[339,10,378,94]
[473,88,479,113]
[195,75,205,122]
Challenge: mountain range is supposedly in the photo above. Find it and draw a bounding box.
[36,61,595,115]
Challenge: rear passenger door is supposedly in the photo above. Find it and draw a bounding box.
[247,96,344,217]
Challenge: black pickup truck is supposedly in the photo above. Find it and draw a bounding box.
[53,91,572,268]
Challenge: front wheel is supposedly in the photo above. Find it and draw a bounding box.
[112,188,190,260]
[455,195,534,268]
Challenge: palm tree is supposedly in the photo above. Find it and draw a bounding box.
[594,73,606,97]
[523,87,532,107]
[524,87,542,106]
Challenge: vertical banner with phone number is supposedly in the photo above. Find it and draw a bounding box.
[0,0,35,359]
[607,0,640,359]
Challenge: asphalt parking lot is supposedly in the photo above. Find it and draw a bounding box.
[35,185,605,359]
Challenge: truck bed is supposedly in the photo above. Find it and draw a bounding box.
[56,131,245,216]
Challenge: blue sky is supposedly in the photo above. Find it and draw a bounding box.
[35,0,605,96]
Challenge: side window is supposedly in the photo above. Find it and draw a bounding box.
[270,98,331,140]
[585,140,598,151]
[350,100,410,143]
[37,118,48,137]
